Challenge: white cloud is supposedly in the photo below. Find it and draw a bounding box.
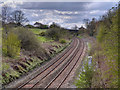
[1,1,118,29]
[0,1,23,9]
[26,9,74,28]
[32,13,39,17]
[23,7,111,29]
[37,11,66,25]
[89,10,107,14]
[54,10,80,15]
[39,10,43,12]
[61,22,85,29]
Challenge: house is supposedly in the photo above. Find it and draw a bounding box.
[34,22,42,28]
[79,26,86,33]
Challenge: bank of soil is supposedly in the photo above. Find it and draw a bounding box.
[2,39,71,88]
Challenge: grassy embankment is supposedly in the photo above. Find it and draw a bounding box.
[2,27,71,86]
[75,4,119,88]
[30,28,71,57]
[30,28,53,42]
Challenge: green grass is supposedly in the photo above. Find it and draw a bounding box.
[30,28,47,34]
[77,35,82,39]
[30,28,53,43]
[87,42,91,51]
[37,36,53,43]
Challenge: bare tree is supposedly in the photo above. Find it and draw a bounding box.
[50,22,60,28]
[72,25,78,30]
[2,5,10,24]
[10,10,28,26]
[83,19,90,28]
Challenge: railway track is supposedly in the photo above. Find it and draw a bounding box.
[31,38,81,88]
[15,37,85,89]
[16,37,79,89]
[44,38,84,89]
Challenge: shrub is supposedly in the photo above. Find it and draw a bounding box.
[46,27,71,41]
[60,29,71,39]
[59,39,66,44]
[2,32,21,58]
[39,32,46,36]
[15,27,50,59]
[96,11,118,87]
[46,28,61,41]
[15,27,40,51]
[75,58,94,88]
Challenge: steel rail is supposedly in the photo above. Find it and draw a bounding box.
[44,38,82,89]
[17,38,77,89]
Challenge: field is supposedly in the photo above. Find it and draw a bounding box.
[37,36,53,43]
[30,28,53,43]
[30,28,47,34]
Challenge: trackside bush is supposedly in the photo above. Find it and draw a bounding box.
[39,32,46,36]
[75,58,94,88]
[15,27,40,51]
[15,27,50,59]
[46,28,61,41]
[59,39,66,44]
[46,27,71,41]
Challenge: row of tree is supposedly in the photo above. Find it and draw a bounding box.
[82,5,118,37]
[76,3,119,88]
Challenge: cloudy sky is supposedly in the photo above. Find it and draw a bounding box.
[0,0,118,29]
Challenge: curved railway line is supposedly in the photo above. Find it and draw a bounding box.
[44,38,84,89]
[15,37,85,89]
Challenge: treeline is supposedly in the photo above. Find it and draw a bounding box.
[76,3,119,88]
[27,22,61,29]
[94,5,119,88]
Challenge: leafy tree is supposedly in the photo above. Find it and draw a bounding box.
[15,27,40,51]
[15,27,49,59]
[25,24,34,28]
[46,28,61,41]
[78,26,86,34]
[40,24,49,29]
[72,25,78,30]
[81,3,119,88]
[87,18,96,36]
[93,4,119,88]
[2,32,21,58]
[46,27,71,41]
[49,22,60,28]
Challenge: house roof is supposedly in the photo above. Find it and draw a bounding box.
[34,22,42,25]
